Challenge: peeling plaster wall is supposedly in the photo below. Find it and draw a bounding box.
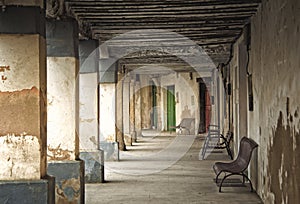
[0,136,40,180]
[241,0,300,203]
[99,83,116,142]
[0,34,46,179]
[79,73,98,150]
[0,35,41,91]
[47,57,78,161]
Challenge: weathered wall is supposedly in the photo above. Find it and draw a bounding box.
[47,57,79,161]
[99,83,116,142]
[232,0,300,203]
[79,73,98,150]
[0,34,46,180]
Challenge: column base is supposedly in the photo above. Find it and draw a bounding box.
[0,176,55,204]
[79,150,104,183]
[47,160,84,204]
[131,131,137,142]
[124,134,132,146]
[100,141,119,161]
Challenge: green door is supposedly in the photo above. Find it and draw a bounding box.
[167,85,176,131]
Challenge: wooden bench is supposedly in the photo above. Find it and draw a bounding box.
[213,137,258,192]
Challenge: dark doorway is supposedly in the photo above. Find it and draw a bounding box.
[151,82,157,129]
[198,78,211,133]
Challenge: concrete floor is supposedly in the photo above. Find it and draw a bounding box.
[86,134,263,204]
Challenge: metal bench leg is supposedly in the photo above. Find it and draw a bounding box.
[225,141,233,159]
[215,171,222,184]
[242,173,254,192]
[202,137,211,159]
[219,174,229,192]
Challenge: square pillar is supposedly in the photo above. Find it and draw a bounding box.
[0,3,54,203]
[130,79,137,142]
[46,18,84,203]
[135,81,142,138]
[123,78,132,146]
[78,39,104,183]
[115,71,126,151]
[99,59,122,159]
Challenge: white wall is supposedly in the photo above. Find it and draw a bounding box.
[99,84,116,142]
[79,73,98,151]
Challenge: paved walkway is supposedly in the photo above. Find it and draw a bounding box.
[86,134,262,204]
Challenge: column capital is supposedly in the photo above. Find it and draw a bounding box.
[46,18,79,58]
[46,0,93,39]
[46,0,66,19]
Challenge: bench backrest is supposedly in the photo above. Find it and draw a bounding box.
[235,137,258,172]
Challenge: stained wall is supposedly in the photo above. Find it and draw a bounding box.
[0,34,46,180]
[230,0,300,203]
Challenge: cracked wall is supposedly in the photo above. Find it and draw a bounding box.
[245,0,300,203]
[79,73,98,150]
[47,57,79,161]
[0,34,47,180]
[99,83,116,142]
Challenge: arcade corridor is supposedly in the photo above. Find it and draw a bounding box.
[0,0,299,203]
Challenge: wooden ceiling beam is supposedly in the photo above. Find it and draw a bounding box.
[95,30,241,40]
[88,25,248,36]
[66,0,261,8]
[90,21,247,31]
[96,34,238,45]
[72,7,258,17]
[78,14,253,22]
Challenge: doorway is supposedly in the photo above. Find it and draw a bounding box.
[151,82,157,129]
[167,85,176,131]
[198,78,211,133]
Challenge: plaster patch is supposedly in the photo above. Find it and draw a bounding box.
[105,135,115,142]
[89,136,97,146]
[0,87,40,136]
[80,118,94,123]
[268,111,300,204]
[47,144,73,161]
[56,178,80,203]
[0,135,40,180]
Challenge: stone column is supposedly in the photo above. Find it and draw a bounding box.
[130,79,137,142]
[0,3,54,203]
[135,81,142,138]
[140,76,152,129]
[99,59,122,158]
[78,40,104,183]
[152,78,162,130]
[123,78,132,145]
[115,70,126,150]
[46,19,84,203]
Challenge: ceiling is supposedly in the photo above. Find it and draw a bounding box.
[59,0,261,72]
